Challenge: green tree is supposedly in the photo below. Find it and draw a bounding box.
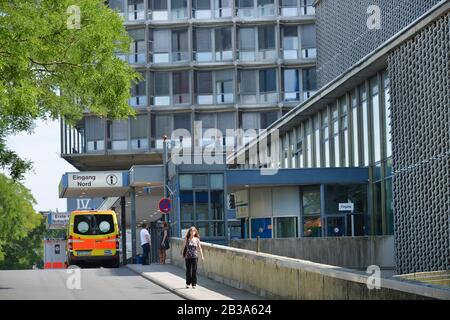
[0,0,138,180]
[0,173,42,264]
[0,1,137,268]
[0,214,46,270]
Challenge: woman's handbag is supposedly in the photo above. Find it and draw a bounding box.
[182,244,187,258]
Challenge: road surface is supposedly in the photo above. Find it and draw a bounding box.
[0,267,182,300]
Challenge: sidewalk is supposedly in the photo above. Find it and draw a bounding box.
[126,264,264,300]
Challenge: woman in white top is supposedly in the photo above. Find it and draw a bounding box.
[181,226,204,288]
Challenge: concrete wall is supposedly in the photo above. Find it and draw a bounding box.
[169,238,450,300]
[229,236,395,270]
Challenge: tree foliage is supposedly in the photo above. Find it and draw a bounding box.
[0,173,41,264]
[0,0,138,179]
[0,1,138,268]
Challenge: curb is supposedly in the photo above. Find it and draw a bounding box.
[125,265,193,300]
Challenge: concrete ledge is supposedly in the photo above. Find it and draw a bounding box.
[169,238,450,300]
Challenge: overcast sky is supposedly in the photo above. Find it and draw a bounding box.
[6,119,77,212]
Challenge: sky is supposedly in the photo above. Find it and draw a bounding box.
[6,119,77,212]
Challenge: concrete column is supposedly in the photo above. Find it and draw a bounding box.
[130,187,137,263]
[320,183,326,237]
[120,196,127,265]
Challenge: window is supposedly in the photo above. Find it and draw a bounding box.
[283,26,299,59]
[110,120,128,150]
[257,0,275,17]
[195,71,213,105]
[260,111,278,129]
[131,114,148,150]
[322,109,330,167]
[172,71,190,104]
[314,114,321,167]
[302,186,321,237]
[281,0,298,17]
[211,190,224,220]
[215,70,234,104]
[305,119,312,167]
[332,104,340,167]
[383,72,392,158]
[217,112,235,146]
[301,24,316,58]
[237,0,256,18]
[128,29,146,64]
[239,28,256,61]
[74,214,114,236]
[371,77,381,163]
[153,72,170,106]
[109,0,124,16]
[152,114,172,148]
[215,0,232,18]
[214,27,232,61]
[239,70,257,104]
[301,0,315,15]
[259,69,277,102]
[210,174,224,189]
[179,175,193,189]
[295,124,304,168]
[351,90,359,166]
[180,191,194,221]
[283,69,300,101]
[257,25,276,60]
[325,185,367,214]
[195,191,209,221]
[195,28,213,62]
[360,84,369,166]
[152,0,168,20]
[340,97,349,167]
[274,217,298,238]
[172,29,189,62]
[153,29,170,63]
[86,117,105,152]
[127,0,145,21]
[173,113,191,147]
[193,0,212,19]
[130,72,147,107]
[171,0,188,19]
[302,68,317,100]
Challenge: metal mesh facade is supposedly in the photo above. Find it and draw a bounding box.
[388,13,449,274]
[315,0,441,87]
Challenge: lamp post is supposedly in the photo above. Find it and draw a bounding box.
[162,135,168,222]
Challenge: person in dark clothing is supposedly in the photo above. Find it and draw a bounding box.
[181,226,204,288]
[159,221,170,264]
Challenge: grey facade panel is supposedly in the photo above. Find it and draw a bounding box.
[315,0,441,88]
[389,13,449,274]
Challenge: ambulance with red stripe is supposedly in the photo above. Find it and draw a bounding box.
[67,210,120,268]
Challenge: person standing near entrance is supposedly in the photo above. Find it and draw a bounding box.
[140,222,151,265]
[159,221,170,264]
[181,226,204,288]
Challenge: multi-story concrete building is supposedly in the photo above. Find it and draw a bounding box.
[58,0,448,274]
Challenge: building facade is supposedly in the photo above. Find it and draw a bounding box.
[60,0,318,245]
[226,0,449,274]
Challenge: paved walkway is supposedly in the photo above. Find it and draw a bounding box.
[126,264,263,300]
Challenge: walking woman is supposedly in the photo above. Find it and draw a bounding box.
[159,221,170,264]
[181,226,204,288]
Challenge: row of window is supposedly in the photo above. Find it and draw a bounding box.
[121,24,316,65]
[75,110,280,153]
[129,67,317,107]
[110,0,315,22]
[243,70,392,169]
